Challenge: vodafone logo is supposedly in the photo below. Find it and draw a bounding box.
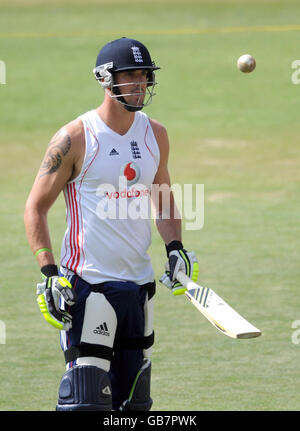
[120,162,140,186]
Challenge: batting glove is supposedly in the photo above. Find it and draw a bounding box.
[36,264,77,331]
[159,241,199,295]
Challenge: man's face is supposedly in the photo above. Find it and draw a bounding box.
[113,69,149,108]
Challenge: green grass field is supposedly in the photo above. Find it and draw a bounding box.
[1,0,300,411]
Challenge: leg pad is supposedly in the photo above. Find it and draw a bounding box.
[56,365,112,411]
[120,359,153,411]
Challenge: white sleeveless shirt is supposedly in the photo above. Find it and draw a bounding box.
[60,109,160,285]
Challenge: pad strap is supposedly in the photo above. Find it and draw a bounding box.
[91,281,156,300]
[64,342,113,364]
[143,282,156,300]
[64,331,154,364]
[115,331,155,350]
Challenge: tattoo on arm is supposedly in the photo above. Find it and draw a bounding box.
[39,133,71,177]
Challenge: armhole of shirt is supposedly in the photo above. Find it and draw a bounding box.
[66,116,88,185]
[146,117,161,169]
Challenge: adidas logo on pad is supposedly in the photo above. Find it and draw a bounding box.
[93,322,110,336]
[109,148,119,156]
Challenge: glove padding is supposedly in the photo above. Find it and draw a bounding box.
[36,276,76,330]
[160,242,199,295]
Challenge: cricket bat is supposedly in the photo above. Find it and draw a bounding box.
[176,271,261,339]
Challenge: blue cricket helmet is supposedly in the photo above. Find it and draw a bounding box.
[93,37,160,111]
[95,37,160,73]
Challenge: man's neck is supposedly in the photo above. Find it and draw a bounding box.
[96,100,136,136]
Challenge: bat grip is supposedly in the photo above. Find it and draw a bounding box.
[176,271,200,291]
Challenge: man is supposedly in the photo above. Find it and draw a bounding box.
[24,37,198,411]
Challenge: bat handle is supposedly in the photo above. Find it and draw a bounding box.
[176,271,201,291]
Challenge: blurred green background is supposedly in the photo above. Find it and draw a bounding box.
[0,0,300,410]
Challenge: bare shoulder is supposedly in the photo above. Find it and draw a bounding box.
[149,118,169,161]
[62,118,85,180]
[59,118,85,154]
[44,118,84,156]
[149,118,168,141]
[39,117,85,180]
[65,117,85,140]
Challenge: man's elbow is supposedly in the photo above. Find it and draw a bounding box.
[24,196,48,227]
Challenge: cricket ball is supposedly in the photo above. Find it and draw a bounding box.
[237,54,256,73]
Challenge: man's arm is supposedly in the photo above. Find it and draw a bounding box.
[150,119,182,244]
[150,119,199,294]
[24,120,84,269]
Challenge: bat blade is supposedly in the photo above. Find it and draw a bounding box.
[177,272,261,339]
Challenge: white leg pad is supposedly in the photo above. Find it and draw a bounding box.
[79,292,117,369]
[143,293,154,358]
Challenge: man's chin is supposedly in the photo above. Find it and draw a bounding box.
[126,94,145,106]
